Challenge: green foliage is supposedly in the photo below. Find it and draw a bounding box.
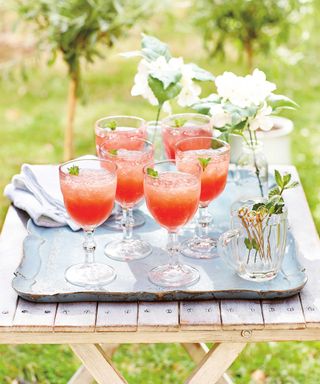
[67,165,79,175]
[147,167,158,178]
[16,0,153,77]
[148,75,182,106]
[193,0,310,66]
[198,157,211,171]
[174,118,187,127]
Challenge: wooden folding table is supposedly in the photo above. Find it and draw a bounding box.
[1,166,320,384]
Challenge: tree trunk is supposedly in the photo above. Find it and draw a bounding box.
[244,40,254,72]
[64,72,78,161]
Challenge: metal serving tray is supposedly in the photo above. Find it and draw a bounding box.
[12,178,307,302]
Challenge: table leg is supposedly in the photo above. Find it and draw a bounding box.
[184,343,246,384]
[68,344,120,384]
[70,344,126,384]
[181,343,234,384]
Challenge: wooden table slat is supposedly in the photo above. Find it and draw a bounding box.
[220,300,264,330]
[96,302,138,331]
[13,298,56,331]
[0,207,27,328]
[54,302,97,332]
[138,302,179,331]
[180,301,221,330]
[262,295,306,329]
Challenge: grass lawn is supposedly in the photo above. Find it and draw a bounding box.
[1,4,320,383]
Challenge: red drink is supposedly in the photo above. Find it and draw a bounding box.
[176,148,230,207]
[144,172,200,231]
[60,168,116,228]
[102,148,154,208]
[161,114,213,159]
[95,116,147,154]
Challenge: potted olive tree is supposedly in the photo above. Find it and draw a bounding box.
[17,0,152,160]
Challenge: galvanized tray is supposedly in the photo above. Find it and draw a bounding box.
[12,178,307,302]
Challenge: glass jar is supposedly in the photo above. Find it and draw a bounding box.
[236,140,268,198]
[146,120,165,161]
[218,198,288,282]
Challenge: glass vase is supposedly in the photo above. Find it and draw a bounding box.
[218,198,288,282]
[236,140,268,198]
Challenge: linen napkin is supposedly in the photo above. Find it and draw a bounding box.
[4,161,89,231]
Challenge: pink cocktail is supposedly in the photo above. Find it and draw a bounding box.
[176,137,230,259]
[95,116,147,153]
[161,113,213,159]
[144,160,201,288]
[59,159,117,287]
[99,138,154,261]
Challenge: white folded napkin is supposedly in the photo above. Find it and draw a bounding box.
[4,161,86,231]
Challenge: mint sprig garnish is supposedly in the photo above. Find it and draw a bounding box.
[147,167,159,178]
[108,149,118,155]
[198,157,211,171]
[68,165,79,176]
[107,120,117,130]
[211,140,224,150]
[174,118,187,127]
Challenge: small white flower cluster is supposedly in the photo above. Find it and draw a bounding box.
[210,69,276,131]
[131,56,201,113]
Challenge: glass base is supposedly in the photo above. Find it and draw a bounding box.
[103,209,145,231]
[65,262,116,287]
[238,270,277,282]
[104,238,152,261]
[148,263,200,288]
[181,237,218,259]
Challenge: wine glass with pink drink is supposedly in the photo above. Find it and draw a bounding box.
[176,137,230,259]
[59,158,117,287]
[99,138,154,261]
[95,116,148,229]
[161,113,213,159]
[144,160,201,287]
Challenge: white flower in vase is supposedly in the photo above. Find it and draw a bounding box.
[249,104,274,131]
[209,104,232,128]
[124,34,214,129]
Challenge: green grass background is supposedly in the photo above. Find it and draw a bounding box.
[1,3,320,383]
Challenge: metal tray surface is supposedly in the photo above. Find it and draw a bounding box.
[12,179,307,302]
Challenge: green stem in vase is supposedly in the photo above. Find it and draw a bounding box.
[249,129,264,198]
[151,103,163,144]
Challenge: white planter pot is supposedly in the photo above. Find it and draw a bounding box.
[227,117,293,164]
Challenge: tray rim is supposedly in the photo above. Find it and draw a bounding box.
[12,217,308,303]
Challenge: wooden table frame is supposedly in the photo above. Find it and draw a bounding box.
[1,166,320,384]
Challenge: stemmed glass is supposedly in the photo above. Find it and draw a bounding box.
[99,138,154,261]
[144,160,201,287]
[95,115,148,229]
[59,158,117,287]
[176,137,230,259]
[161,113,213,159]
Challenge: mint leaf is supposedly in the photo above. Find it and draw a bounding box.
[244,237,253,250]
[274,170,283,188]
[108,149,118,155]
[286,181,299,189]
[174,118,187,127]
[147,167,158,178]
[107,120,117,130]
[198,157,211,171]
[283,173,291,186]
[252,238,260,251]
[68,165,79,176]
[211,140,224,150]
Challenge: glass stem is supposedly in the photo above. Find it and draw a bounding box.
[167,231,180,267]
[122,207,134,241]
[83,229,96,264]
[196,206,212,239]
